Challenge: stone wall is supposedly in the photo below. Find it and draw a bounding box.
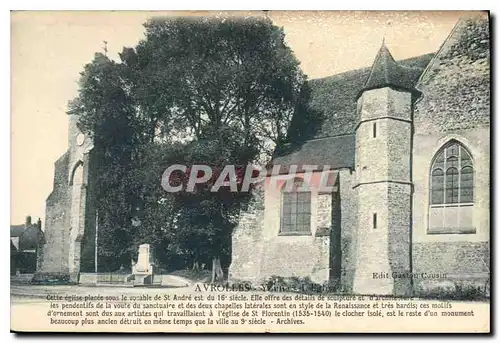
[229,170,339,285]
[259,235,330,284]
[412,241,489,294]
[353,87,412,296]
[412,13,490,292]
[258,172,336,284]
[228,186,265,283]
[352,183,393,294]
[338,169,357,292]
[41,152,71,273]
[355,89,412,186]
[415,14,490,135]
[39,114,95,280]
[80,150,98,273]
[387,183,412,296]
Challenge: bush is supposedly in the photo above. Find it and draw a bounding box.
[453,283,487,300]
[416,281,488,301]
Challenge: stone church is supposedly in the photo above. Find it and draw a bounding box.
[229,13,490,296]
[36,13,489,295]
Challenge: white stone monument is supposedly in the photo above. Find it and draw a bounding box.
[131,244,154,285]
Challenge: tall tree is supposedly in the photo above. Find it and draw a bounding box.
[71,16,308,279]
[128,16,305,155]
[69,53,140,270]
[129,16,306,281]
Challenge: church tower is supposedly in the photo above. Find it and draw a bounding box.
[352,42,415,296]
[66,110,94,280]
[38,108,94,282]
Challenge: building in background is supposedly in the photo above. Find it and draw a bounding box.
[10,216,45,274]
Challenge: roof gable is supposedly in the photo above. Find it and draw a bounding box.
[417,12,489,88]
[19,225,43,251]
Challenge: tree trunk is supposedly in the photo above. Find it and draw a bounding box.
[211,257,224,283]
[192,260,199,271]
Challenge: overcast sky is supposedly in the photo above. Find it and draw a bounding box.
[11,10,465,225]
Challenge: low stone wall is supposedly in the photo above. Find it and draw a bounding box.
[10,274,35,284]
[79,273,189,287]
[79,273,128,284]
[78,273,98,284]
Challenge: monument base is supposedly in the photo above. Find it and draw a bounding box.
[132,273,153,286]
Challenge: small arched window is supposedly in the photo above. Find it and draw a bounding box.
[280,179,311,235]
[430,141,473,205]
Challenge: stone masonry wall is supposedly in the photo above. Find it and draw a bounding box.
[339,169,357,293]
[80,150,98,273]
[387,183,412,296]
[413,241,489,294]
[228,186,265,283]
[258,172,334,284]
[353,183,392,295]
[353,87,412,295]
[316,193,332,228]
[230,171,337,285]
[42,152,71,273]
[415,14,490,135]
[412,13,490,292]
[40,114,95,279]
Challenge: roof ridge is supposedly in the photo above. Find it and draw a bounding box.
[281,133,355,147]
[297,133,354,143]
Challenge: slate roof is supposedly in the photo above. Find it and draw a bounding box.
[272,135,355,171]
[272,49,435,169]
[10,225,26,237]
[362,42,420,94]
[10,224,44,251]
[307,52,435,139]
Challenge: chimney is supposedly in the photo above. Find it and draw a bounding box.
[37,218,42,229]
[25,215,32,228]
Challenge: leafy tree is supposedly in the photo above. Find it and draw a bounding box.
[129,17,306,280]
[127,16,305,156]
[69,53,140,271]
[70,16,308,280]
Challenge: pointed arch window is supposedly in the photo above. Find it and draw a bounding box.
[429,141,475,235]
[280,178,311,235]
[69,161,84,186]
[430,141,473,205]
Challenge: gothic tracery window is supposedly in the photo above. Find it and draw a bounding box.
[428,141,475,235]
[430,141,474,205]
[280,179,311,235]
